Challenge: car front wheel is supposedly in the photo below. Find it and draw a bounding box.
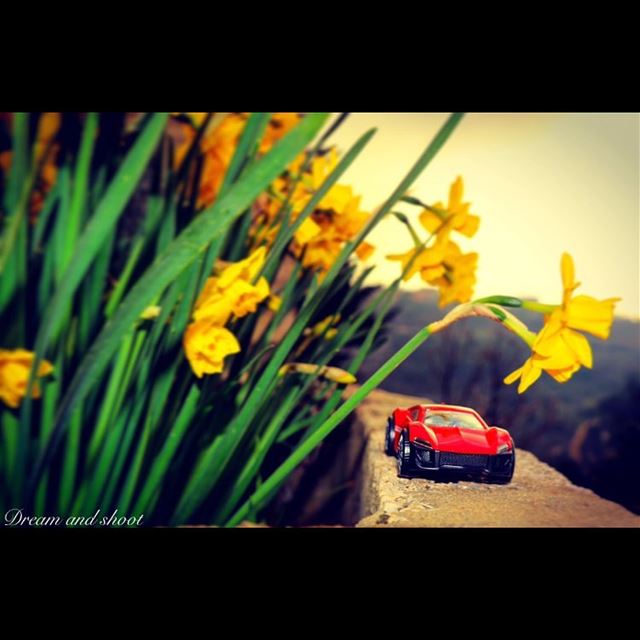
[397,431,414,478]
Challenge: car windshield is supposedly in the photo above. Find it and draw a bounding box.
[423,411,485,430]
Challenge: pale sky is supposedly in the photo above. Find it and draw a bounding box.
[329,113,639,319]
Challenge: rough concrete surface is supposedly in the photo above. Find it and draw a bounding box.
[352,389,639,527]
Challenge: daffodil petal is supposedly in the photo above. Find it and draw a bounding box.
[546,362,580,383]
[532,312,564,354]
[356,241,375,261]
[561,329,593,368]
[457,214,480,238]
[295,217,322,245]
[518,359,542,393]
[449,176,464,210]
[504,366,524,385]
[418,209,443,234]
[561,252,575,293]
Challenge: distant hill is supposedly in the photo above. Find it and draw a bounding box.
[360,290,640,512]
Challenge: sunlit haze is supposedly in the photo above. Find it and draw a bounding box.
[329,113,639,319]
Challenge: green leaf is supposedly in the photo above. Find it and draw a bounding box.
[16,114,170,501]
[131,384,200,516]
[59,112,99,273]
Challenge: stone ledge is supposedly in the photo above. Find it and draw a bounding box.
[351,389,640,527]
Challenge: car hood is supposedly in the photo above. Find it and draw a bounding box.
[417,424,500,454]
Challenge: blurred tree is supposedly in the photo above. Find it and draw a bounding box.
[557,376,640,513]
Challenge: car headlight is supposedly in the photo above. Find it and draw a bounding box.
[497,443,511,454]
[419,449,433,464]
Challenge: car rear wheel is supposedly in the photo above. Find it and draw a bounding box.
[397,431,414,478]
[384,418,395,456]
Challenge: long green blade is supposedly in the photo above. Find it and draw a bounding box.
[27,112,330,494]
[14,113,169,501]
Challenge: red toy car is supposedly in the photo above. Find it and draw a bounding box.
[385,403,515,483]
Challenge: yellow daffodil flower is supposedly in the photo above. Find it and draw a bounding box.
[269,151,339,217]
[222,278,271,318]
[297,234,344,273]
[185,247,273,377]
[504,253,620,393]
[0,349,54,409]
[388,178,479,307]
[216,246,266,288]
[387,240,447,284]
[419,176,480,239]
[192,276,231,324]
[192,247,271,324]
[254,147,375,274]
[183,321,241,378]
[432,242,479,308]
[293,190,373,273]
[196,113,302,208]
[294,217,322,245]
[503,352,581,393]
[197,114,247,207]
[504,316,586,393]
[556,252,620,340]
[318,184,356,214]
[303,149,339,193]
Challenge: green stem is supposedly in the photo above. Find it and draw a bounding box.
[405,220,423,248]
[520,300,558,314]
[225,325,432,526]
